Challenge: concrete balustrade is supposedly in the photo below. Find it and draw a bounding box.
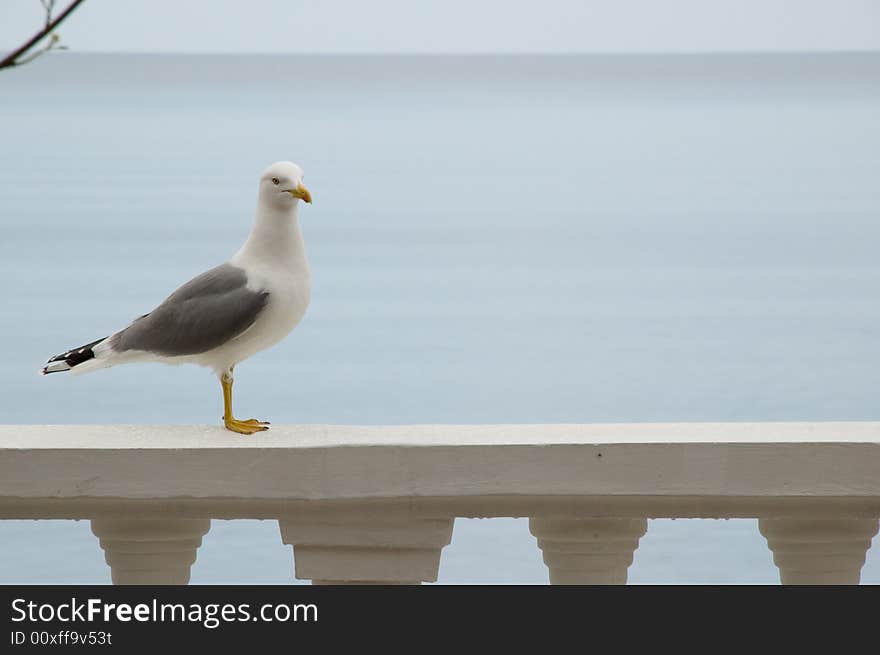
[1,422,879,584]
[279,515,454,584]
[759,518,880,584]
[91,518,211,585]
[529,518,648,584]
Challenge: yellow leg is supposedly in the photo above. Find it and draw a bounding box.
[221,369,269,435]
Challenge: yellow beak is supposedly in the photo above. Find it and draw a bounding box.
[288,183,312,204]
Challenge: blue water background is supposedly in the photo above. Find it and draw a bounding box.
[1,53,878,583]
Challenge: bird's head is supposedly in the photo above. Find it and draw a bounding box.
[258,161,312,209]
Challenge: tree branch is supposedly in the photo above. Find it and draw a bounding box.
[0,0,87,71]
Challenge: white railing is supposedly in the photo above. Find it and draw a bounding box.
[2,422,879,584]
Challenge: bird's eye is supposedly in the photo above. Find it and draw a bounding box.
[271,177,280,185]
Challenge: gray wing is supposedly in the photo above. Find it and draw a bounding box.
[109,264,269,356]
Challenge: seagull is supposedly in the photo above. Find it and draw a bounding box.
[41,161,313,435]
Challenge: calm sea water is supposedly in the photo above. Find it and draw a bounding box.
[1,53,878,583]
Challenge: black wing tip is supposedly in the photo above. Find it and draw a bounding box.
[42,336,108,373]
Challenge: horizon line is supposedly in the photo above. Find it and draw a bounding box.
[11,48,880,58]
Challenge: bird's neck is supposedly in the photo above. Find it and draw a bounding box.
[234,202,308,269]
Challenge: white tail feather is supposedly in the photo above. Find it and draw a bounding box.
[41,361,70,374]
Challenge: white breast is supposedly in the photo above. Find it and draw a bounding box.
[205,262,310,372]
[198,199,312,375]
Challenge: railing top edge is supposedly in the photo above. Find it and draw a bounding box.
[1,421,879,449]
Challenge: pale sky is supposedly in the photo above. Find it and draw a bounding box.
[2,0,879,54]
